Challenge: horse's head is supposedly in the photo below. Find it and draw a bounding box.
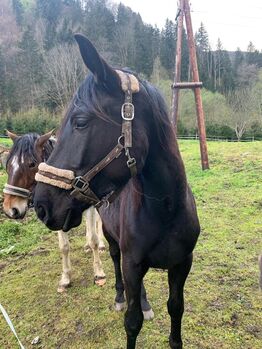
[34,34,152,231]
[3,130,54,219]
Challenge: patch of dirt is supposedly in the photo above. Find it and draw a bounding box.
[28,247,50,257]
[0,262,7,271]
[75,320,84,334]
[209,298,224,310]
[230,312,238,327]
[246,324,262,338]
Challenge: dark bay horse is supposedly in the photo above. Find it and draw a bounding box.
[3,130,153,318]
[34,34,200,348]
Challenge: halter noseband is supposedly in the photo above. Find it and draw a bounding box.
[35,71,139,208]
[3,184,31,199]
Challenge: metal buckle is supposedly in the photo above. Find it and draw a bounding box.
[121,102,134,120]
[72,176,89,192]
[127,157,136,168]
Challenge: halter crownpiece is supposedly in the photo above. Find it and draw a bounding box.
[35,71,139,208]
[116,70,139,93]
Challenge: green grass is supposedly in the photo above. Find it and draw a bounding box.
[0,141,261,348]
[0,138,12,147]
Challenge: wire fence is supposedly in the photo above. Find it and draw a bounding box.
[177,135,262,142]
[1,134,262,142]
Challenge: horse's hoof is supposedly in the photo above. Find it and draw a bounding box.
[115,301,126,311]
[99,246,106,253]
[84,245,91,253]
[94,275,106,287]
[57,285,68,293]
[169,337,183,349]
[143,308,154,321]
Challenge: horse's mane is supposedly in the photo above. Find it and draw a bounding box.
[6,133,54,165]
[139,78,175,152]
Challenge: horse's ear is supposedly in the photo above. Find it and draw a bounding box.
[74,33,120,90]
[6,130,19,142]
[35,129,54,154]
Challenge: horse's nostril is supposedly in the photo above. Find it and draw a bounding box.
[12,207,20,218]
[37,204,48,222]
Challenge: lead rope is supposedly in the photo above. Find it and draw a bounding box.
[0,304,25,349]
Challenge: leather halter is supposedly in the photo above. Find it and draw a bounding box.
[3,184,31,199]
[35,72,139,208]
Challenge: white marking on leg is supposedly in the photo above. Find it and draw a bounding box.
[143,308,155,321]
[115,301,126,311]
[96,210,105,251]
[57,230,71,292]
[85,208,106,286]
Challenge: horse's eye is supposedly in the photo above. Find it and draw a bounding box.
[74,117,88,129]
[29,162,37,168]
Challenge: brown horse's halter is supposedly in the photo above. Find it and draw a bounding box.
[3,184,31,199]
[35,71,139,208]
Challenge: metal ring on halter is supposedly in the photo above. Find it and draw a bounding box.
[104,200,110,209]
[118,135,125,146]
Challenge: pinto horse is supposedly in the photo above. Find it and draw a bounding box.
[34,34,200,348]
[3,130,106,291]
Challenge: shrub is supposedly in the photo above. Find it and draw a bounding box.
[0,108,61,135]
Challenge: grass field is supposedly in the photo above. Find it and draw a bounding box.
[0,138,12,147]
[0,140,261,349]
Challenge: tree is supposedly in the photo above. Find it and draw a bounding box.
[83,0,115,57]
[160,19,177,78]
[235,63,258,88]
[246,41,262,67]
[233,48,244,80]
[213,38,234,92]
[195,22,212,89]
[113,3,136,67]
[12,0,24,26]
[0,46,7,114]
[134,19,154,77]
[16,25,43,107]
[227,88,256,140]
[39,44,85,111]
[36,0,63,49]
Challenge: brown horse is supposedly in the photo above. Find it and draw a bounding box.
[34,34,200,348]
[3,130,106,291]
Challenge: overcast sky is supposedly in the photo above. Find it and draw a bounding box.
[116,0,262,51]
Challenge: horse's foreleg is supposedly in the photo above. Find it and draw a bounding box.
[85,209,106,286]
[167,253,193,349]
[123,256,148,349]
[140,281,154,320]
[57,230,72,293]
[104,231,125,310]
[95,210,106,251]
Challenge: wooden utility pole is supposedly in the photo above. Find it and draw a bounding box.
[171,0,184,128]
[171,0,209,170]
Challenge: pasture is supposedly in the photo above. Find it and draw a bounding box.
[0,140,261,349]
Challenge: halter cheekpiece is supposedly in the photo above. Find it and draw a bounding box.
[35,71,139,208]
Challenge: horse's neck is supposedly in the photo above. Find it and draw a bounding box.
[141,139,187,208]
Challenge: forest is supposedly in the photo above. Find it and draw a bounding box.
[0,0,262,140]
